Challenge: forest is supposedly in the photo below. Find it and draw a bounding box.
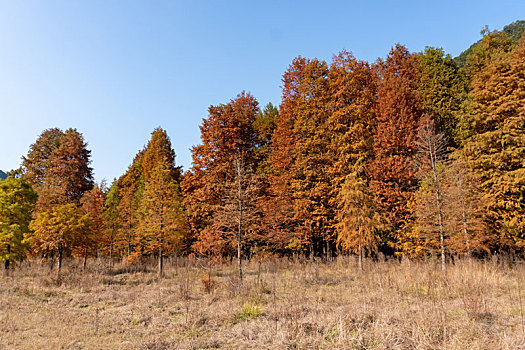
[1,21,524,279]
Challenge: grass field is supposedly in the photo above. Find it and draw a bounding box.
[1,257,525,349]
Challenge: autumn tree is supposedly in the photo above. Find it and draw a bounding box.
[46,128,94,206]
[264,57,307,253]
[461,34,525,251]
[412,116,448,271]
[28,204,91,274]
[336,168,383,271]
[22,128,94,267]
[0,173,37,273]
[22,128,63,184]
[78,184,106,269]
[205,158,259,284]
[22,128,63,211]
[115,150,145,259]
[462,27,514,81]
[289,58,335,257]
[444,158,488,256]
[327,51,377,258]
[182,92,259,257]
[369,44,423,256]
[23,128,94,210]
[138,128,184,276]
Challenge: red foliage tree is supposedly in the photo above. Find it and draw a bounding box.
[369,45,423,255]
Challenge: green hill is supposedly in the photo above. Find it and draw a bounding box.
[454,20,525,68]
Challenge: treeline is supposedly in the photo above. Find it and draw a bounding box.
[0,25,524,275]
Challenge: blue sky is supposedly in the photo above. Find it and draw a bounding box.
[0,1,523,182]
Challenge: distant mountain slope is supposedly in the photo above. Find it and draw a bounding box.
[454,20,525,68]
[0,170,7,180]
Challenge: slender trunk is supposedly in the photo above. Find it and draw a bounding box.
[83,247,88,272]
[49,250,54,271]
[110,224,114,267]
[236,160,243,286]
[358,244,363,272]
[428,135,446,273]
[57,242,63,276]
[158,198,165,277]
[358,219,363,272]
[458,173,470,256]
[127,199,132,258]
[158,245,163,277]
[4,244,10,273]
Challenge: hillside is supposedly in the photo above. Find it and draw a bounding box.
[454,20,525,68]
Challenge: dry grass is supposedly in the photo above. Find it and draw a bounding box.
[1,256,525,349]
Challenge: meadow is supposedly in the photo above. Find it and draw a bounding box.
[1,257,525,349]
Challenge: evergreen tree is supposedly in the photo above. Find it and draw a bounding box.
[417,47,467,145]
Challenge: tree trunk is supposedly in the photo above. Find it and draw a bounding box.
[110,224,114,267]
[49,250,54,271]
[236,159,243,286]
[83,247,88,272]
[358,218,363,272]
[127,201,132,259]
[4,244,10,275]
[57,243,63,277]
[358,243,363,272]
[458,173,471,256]
[428,136,446,273]
[158,245,164,277]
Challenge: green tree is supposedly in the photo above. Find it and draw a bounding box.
[417,47,467,145]
[253,102,278,178]
[455,21,525,70]
[0,175,37,272]
[103,181,120,264]
[115,150,145,260]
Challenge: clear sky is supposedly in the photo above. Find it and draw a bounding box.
[0,1,523,182]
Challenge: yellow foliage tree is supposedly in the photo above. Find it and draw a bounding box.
[27,204,91,274]
[336,169,384,271]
